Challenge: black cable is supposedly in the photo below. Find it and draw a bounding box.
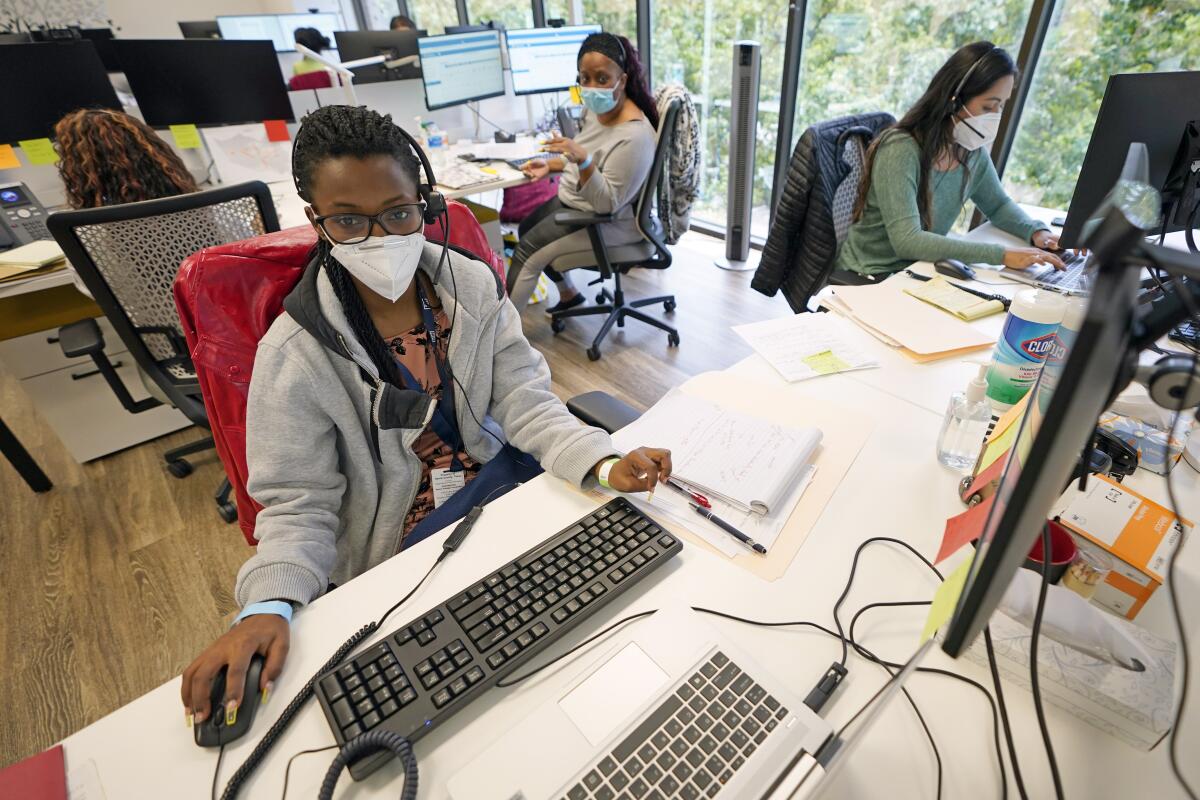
[318,729,418,800]
[496,610,658,687]
[985,627,1030,800]
[212,743,226,800]
[376,557,442,631]
[280,744,338,800]
[467,102,513,137]
[1030,525,1065,800]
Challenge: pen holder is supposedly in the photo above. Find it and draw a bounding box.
[1022,521,1078,584]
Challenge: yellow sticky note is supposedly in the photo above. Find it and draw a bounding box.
[569,85,582,105]
[0,144,20,170]
[169,124,203,150]
[18,138,58,165]
[922,557,973,642]
[978,420,1018,473]
[801,350,852,375]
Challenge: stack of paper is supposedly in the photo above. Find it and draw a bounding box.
[733,314,878,382]
[825,282,995,362]
[0,240,65,281]
[903,276,1005,320]
[610,392,822,556]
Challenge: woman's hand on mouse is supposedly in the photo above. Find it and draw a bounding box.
[1031,229,1060,251]
[182,613,289,726]
[1003,247,1066,271]
[597,448,673,492]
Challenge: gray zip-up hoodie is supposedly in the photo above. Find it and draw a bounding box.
[234,242,617,608]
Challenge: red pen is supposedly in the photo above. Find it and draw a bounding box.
[664,478,710,509]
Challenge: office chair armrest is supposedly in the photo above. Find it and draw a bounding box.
[58,318,105,358]
[567,391,642,434]
[553,210,616,228]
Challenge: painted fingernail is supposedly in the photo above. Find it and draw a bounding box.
[262,682,274,705]
[186,710,193,728]
[225,700,238,726]
[194,708,207,724]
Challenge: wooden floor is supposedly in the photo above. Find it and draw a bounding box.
[0,230,789,767]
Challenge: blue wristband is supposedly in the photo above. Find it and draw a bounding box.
[578,153,593,170]
[234,600,294,627]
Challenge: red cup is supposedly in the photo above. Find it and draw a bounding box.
[1023,520,1079,584]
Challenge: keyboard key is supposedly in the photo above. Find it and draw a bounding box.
[320,675,343,702]
[660,775,679,795]
[629,777,649,798]
[583,770,603,790]
[764,695,779,711]
[670,738,688,757]
[655,751,676,771]
[567,786,587,800]
[672,761,693,782]
[465,666,485,684]
[454,650,473,667]
[712,723,730,741]
[735,699,752,717]
[680,783,701,800]
[487,653,506,669]
[447,593,471,612]
[746,685,766,704]
[343,674,362,691]
[417,629,436,646]
[638,744,657,765]
[682,726,701,745]
[611,771,629,791]
[597,756,617,776]
[731,674,753,696]
[425,609,444,626]
[693,768,712,789]
[712,663,738,689]
[677,684,695,701]
[367,676,385,693]
[361,663,379,680]
[643,764,663,785]
[698,735,717,754]
[476,627,507,651]
[701,685,718,702]
[349,686,368,704]
[398,688,417,705]
[686,749,705,768]
[696,713,714,731]
[361,710,381,730]
[753,705,770,723]
[432,688,452,708]
[665,719,683,737]
[731,755,745,771]
[651,731,669,750]
[355,698,373,716]
[626,756,644,776]
[343,722,363,739]
[331,698,354,727]
[595,785,615,800]
[532,622,549,638]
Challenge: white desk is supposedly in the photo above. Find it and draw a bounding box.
[59,329,1200,798]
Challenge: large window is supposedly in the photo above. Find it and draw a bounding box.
[581,0,635,39]
[1004,0,1200,211]
[652,0,791,235]
[362,0,402,30]
[468,0,533,30]
[409,0,461,34]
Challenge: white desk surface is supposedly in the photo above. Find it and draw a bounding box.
[436,141,533,202]
[57,209,1200,798]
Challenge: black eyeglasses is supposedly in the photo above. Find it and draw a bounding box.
[313,202,426,244]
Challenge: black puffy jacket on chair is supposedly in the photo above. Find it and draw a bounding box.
[753,112,895,313]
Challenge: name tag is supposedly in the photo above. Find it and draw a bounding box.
[431,466,466,508]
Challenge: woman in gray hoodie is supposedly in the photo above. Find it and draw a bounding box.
[181,105,672,728]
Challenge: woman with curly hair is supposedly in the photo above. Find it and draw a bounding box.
[54,108,198,209]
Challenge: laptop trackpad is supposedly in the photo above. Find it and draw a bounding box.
[558,642,669,746]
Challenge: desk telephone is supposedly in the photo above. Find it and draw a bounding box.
[0,182,52,250]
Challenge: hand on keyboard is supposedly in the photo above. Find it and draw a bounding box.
[1003,246,1066,271]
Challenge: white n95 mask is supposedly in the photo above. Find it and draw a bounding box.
[952,110,1002,151]
[331,233,426,302]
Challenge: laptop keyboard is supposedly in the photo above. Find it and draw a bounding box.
[315,497,682,780]
[560,651,791,800]
[1023,249,1089,288]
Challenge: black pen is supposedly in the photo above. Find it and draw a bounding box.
[904,269,1011,309]
[689,502,767,555]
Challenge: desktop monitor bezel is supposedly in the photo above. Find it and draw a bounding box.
[178,21,221,40]
[0,40,122,142]
[215,12,343,53]
[333,30,422,83]
[505,24,601,96]
[417,30,506,111]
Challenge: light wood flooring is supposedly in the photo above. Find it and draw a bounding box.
[0,231,789,767]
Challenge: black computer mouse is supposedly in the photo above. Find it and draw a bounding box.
[934,258,976,281]
[195,654,265,748]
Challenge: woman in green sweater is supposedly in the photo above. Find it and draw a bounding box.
[837,41,1066,278]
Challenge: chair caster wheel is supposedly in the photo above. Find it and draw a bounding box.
[587,346,602,361]
[664,299,676,313]
[667,332,680,347]
[167,460,193,478]
[217,502,238,524]
[551,318,566,334]
[595,292,606,304]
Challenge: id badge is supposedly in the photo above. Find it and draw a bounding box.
[431,466,466,508]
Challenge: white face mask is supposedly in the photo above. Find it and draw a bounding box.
[952,109,1002,151]
[330,232,426,302]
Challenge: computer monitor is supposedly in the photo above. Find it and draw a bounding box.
[417,30,505,111]
[334,30,422,82]
[506,25,600,95]
[1060,70,1200,248]
[941,157,1162,657]
[178,21,221,40]
[77,28,120,72]
[0,32,33,44]
[216,12,343,53]
[0,41,121,142]
[111,40,293,128]
[445,25,490,34]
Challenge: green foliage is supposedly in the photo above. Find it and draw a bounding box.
[410,0,460,35]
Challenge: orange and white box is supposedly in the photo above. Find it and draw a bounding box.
[1054,474,1190,620]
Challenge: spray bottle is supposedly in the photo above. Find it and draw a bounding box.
[937,364,993,470]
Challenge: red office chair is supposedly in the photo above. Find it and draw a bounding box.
[174,202,505,545]
[288,70,334,90]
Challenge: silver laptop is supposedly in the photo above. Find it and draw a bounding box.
[447,606,834,800]
[1001,249,1092,295]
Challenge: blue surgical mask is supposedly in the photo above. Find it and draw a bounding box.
[580,86,618,115]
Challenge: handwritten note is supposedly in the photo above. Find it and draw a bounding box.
[0,144,20,170]
[904,276,1004,321]
[18,138,58,165]
[922,557,973,642]
[733,314,878,382]
[169,124,203,149]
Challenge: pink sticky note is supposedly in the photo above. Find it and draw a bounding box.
[263,120,290,142]
[935,495,995,564]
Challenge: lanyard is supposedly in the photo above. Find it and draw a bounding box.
[391,281,465,470]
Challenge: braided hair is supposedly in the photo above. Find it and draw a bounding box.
[54,108,198,209]
[292,105,425,387]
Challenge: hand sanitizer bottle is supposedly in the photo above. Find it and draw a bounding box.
[937,364,992,470]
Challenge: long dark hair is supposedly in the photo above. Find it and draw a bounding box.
[852,41,1016,228]
[578,32,659,129]
[54,108,197,209]
[293,26,330,53]
[292,104,424,387]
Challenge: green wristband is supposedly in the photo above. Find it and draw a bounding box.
[597,457,622,489]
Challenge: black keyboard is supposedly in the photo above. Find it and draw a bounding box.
[1170,320,1200,349]
[315,497,683,779]
[559,650,792,800]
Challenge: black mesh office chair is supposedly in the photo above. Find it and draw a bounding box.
[46,182,279,523]
[547,98,682,361]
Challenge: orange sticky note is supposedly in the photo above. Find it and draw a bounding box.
[18,138,58,165]
[263,119,290,142]
[0,144,19,170]
[935,495,995,564]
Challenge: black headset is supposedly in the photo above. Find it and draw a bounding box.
[292,107,447,226]
[949,45,1002,113]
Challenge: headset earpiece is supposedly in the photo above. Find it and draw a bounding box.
[421,186,447,225]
